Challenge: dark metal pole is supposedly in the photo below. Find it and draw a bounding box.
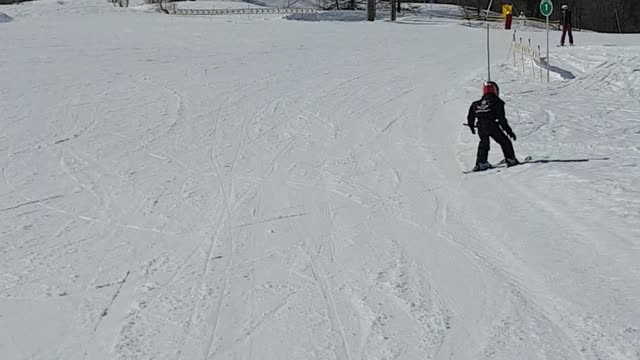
[487,24,491,81]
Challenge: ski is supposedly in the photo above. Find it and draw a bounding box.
[463,156,533,174]
[462,166,494,174]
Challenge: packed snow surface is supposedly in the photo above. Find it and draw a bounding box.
[0,1,639,360]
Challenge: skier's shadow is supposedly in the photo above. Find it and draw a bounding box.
[525,157,610,164]
[539,57,576,80]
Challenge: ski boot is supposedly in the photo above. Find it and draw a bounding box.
[505,158,520,167]
[472,162,492,172]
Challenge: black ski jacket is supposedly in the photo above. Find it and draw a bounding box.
[466,93,514,135]
[562,10,572,28]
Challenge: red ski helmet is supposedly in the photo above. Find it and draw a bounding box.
[483,81,500,96]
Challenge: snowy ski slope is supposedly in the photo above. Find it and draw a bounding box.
[0,1,639,360]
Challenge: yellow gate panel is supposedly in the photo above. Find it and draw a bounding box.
[502,4,513,16]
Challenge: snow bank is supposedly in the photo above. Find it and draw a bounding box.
[409,3,464,19]
[0,0,116,18]
[0,11,13,22]
[287,4,465,23]
[172,0,265,10]
[285,10,395,21]
[173,0,317,9]
[242,0,318,8]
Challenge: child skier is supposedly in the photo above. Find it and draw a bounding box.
[466,81,519,171]
[560,4,574,46]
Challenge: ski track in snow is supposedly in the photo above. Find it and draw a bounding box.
[0,2,639,360]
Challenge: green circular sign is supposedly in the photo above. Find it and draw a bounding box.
[540,0,553,17]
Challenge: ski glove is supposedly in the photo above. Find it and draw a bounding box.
[470,126,476,135]
[507,131,516,141]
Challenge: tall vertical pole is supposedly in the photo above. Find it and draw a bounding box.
[546,15,550,82]
[538,45,543,81]
[487,24,491,81]
[513,31,517,67]
[614,8,622,33]
[520,38,525,72]
[486,0,493,18]
[529,39,536,76]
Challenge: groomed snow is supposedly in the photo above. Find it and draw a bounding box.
[0,1,638,360]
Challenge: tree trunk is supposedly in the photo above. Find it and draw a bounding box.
[391,0,396,20]
[367,0,375,21]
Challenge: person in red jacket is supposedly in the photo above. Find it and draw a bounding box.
[466,81,519,171]
[560,4,574,46]
[505,11,513,30]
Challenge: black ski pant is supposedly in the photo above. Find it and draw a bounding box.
[476,124,516,165]
[561,25,573,45]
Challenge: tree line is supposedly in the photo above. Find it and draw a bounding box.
[452,0,639,33]
[314,0,639,32]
